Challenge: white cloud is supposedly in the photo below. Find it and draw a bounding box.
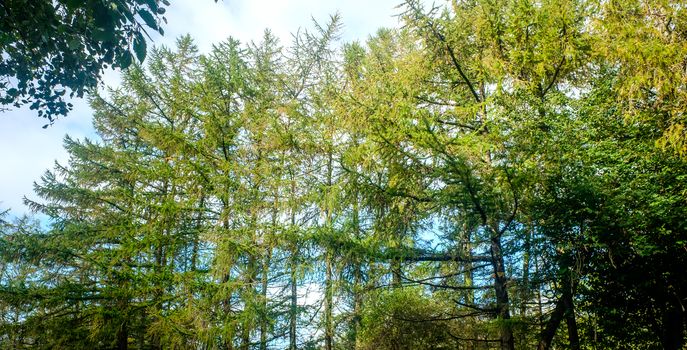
[0,97,93,216]
[154,0,403,50]
[0,0,414,218]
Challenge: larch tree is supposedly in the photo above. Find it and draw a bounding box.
[1,1,686,349]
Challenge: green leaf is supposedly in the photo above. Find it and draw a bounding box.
[133,33,147,62]
[144,0,159,12]
[67,38,80,50]
[120,51,133,69]
[63,0,81,10]
[92,28,111,42]
[137,9,157,30]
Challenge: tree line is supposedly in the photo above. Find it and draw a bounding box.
[1,0,686,349]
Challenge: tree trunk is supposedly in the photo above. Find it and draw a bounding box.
[351,182,363,350]
[391,258,402,287]
[490,234,515,350]
[660,302,685,350]
[259,249,271,350]
[353,261,363,350]
[324,151,334,350]
[222,206,235,350]
[463,223,474,306]
[325,251,334,350]
[536,254,544,334]
[241,254,258,350]
[191,196,204,272]
[117,319,128,350]
[537,296,566,350]
[538,263,579,350]
[260,202,277,350]
[521,224,532,316]
[289,253,298,350]
[564,285,580,350]
[463,223,476,350]
[289,170,299,350]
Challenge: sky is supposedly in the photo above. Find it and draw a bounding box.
[0,0,437,218]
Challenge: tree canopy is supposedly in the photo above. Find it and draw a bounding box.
[1,0,686,349]
[0,0,184,124]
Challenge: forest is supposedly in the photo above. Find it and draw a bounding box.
[1,0,687,349]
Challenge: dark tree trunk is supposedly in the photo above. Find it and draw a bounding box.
[490,234,515,350]
[324,151,334,350]
[289,256,298,350]
[325,251,334,350]
[353,261,363,349]
[240,255,257,350]
[660,302,685,350]
[521,224,532,316]
[539,262,580,350]
[259,249,271,350]
[538,297,566,350]
[391,258,402,287]
[463,224,474,306]
[289,175,298,350]
[563,285,580,350]
[117,319,128,350]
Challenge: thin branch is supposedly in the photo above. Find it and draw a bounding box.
[542,55,565,97]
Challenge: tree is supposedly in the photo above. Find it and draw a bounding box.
[570,68,687,350]
[0,0,195,123]
[2,2,687,349]
[0,38,211,349]
[334,1,593,348]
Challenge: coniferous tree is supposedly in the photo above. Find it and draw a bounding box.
[2,2,687,349]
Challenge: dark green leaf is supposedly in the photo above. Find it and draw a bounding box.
[133,33,147,62]
[144,0,159,12]
[137,9,157,30]
[67,38,80,50]
[120,51,133,69]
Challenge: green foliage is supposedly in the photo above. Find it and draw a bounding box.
[2,1,687,349]
[359,288,458,350]
[0,0,179,123]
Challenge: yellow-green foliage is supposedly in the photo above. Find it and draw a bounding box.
[359,288,458,350]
